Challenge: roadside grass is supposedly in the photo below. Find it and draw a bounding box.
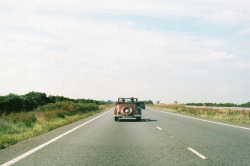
[147,104,250,125]
[0,102,113,149]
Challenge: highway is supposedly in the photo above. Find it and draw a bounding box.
[0,108,249,166]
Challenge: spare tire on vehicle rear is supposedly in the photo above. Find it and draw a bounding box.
[121,107,133,115]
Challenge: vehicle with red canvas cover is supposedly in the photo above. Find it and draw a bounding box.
[114,97,142,121]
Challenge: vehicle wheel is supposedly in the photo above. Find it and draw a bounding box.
[136,117,141,121]
[114,117,118,121]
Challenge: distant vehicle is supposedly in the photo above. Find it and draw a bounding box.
[139,102,145,109]
[114,97,142,121]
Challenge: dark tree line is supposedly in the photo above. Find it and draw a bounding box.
[0,92,107,114]
[143,100,154,105]
[186,102,250,108]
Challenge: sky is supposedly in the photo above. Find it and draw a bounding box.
[0,0,249,103]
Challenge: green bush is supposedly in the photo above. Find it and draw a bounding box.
[57,112,65,118]
[36,102,99,113]
[0,120,23,134]
[0,94,24,114]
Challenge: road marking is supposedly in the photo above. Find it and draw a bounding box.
[187,148,207,160]
[156,127,163,130]
[1,109,113,166]
[150,109,250,131]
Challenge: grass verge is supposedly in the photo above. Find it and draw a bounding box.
[147,104,250,125]
[0,103,113,149]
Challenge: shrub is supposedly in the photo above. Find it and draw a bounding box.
[36,102,98,113]
[0,94,24,114]
[34,102,99,121]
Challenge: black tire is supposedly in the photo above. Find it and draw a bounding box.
[136,117,141,121]
[114,117,118,121]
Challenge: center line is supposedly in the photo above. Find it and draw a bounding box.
[187,148,207,160]
[156,127,163,130]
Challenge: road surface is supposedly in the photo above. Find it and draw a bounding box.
[0,108,249,166]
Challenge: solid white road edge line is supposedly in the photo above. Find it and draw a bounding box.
[156,127,163,130]
[1,109,113,166]
[150,109,250,131]
[187,148,207,160]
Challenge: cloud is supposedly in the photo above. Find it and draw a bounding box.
[2,0,250,24]
[197,52,235,63]
[240,24,250,35]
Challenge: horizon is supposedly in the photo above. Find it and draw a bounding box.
[0,1,249,104]
[1,91,249,105]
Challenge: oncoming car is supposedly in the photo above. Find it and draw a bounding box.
[114,97,142,121]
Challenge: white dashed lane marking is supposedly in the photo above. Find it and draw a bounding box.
[156,127,163,130]
[188,148,207,160]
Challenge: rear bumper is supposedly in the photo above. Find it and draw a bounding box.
[114,114,142,118]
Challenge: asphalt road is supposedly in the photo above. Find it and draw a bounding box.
[0,108,249,166]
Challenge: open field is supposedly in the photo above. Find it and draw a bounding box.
[147,104,250,125]
[0,102,113,149]
[185,105,250,110]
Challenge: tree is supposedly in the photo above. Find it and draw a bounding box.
[144,100,153,105]
[0,94,24,114]
[23,92,49,110]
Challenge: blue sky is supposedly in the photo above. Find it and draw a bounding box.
[0,0,249,103]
